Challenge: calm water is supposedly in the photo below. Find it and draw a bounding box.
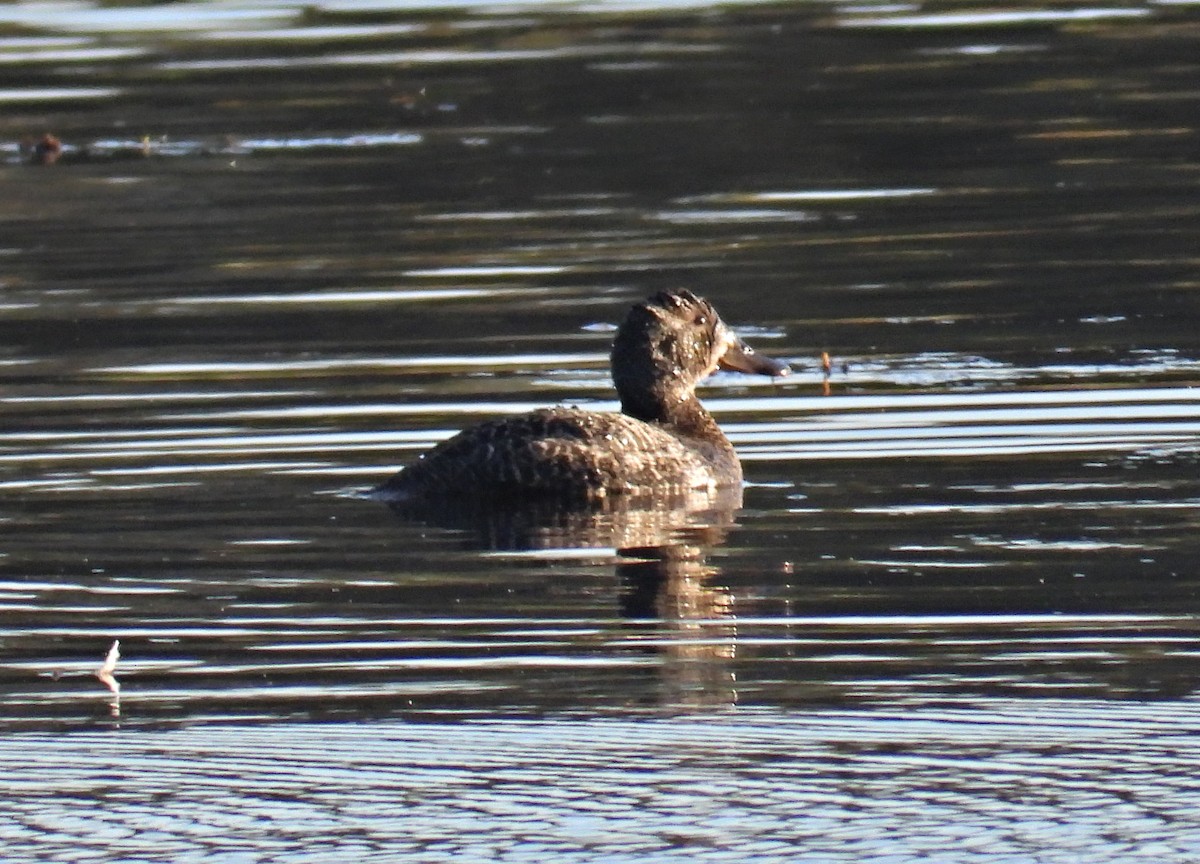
[4,0,1200,860]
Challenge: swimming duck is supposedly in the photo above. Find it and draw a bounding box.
[375,289,790,502]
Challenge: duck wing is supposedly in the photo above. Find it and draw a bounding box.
[376,407,730,500]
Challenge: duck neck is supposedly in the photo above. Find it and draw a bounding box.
[621,390,729,445]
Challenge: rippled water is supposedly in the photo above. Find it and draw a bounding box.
[10,705,1200,861]
[4,0,1200,860]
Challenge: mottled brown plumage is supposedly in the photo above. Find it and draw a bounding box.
[375,289,789,502]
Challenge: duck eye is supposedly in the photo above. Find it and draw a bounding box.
[694,314,707,326]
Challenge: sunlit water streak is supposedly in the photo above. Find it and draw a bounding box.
[0,87,121,102]
[837,6,1152,27]
[4,605,1199,725]
[0,3,295,32]
[5,386,1196,487]
[159,42,722,72]
[0,47,146,63]
[684,188,940,203]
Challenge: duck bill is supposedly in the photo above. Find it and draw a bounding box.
[718,337,791,378]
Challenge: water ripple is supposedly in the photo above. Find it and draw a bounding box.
[3,704,1200,860]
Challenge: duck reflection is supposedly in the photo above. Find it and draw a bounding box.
[616,530,738,711]
[384,484,743,710]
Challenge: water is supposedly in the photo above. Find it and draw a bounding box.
[3,0,1200,860]
[9,707,1200,862]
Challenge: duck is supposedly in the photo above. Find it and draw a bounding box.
[374,289,790,502]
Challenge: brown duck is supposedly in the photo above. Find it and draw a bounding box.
[375,289,790,502]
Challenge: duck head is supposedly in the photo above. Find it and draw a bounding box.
[611,289,789,423]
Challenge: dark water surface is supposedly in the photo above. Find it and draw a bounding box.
[4,0,1200,860]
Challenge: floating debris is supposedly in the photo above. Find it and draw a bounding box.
[96,639,120,697]
[29,133,61,165]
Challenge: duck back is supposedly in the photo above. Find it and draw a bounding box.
[375,407,737,502]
